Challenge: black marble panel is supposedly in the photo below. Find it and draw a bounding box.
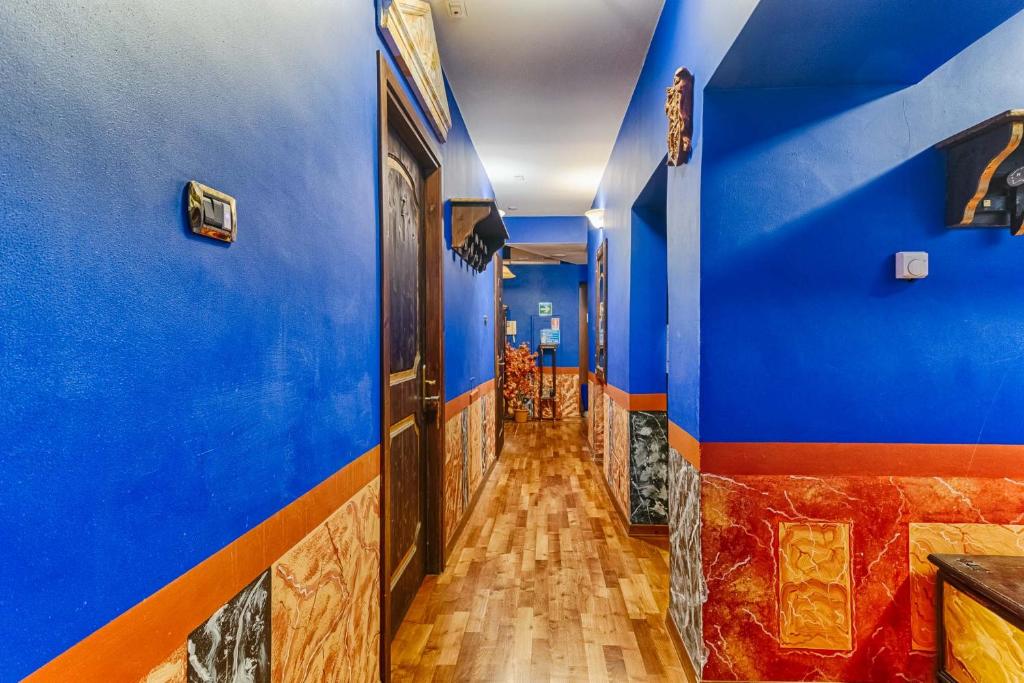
[188,569,271,683]
[628,411,669,524]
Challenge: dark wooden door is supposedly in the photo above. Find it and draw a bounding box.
[494,254,505,455]
[385,128,428,635]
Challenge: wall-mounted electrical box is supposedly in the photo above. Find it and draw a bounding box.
[937,110,1024,235]
[187,181,237,243]
[895,251,928,280]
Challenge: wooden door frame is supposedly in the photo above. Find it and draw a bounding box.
[493,252,505,457]
[578,281,588,414]
[377,51,445,679]
[595,239,608,384]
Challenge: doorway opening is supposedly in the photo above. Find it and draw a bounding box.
[377,53,445,678]
[630,163,668,393]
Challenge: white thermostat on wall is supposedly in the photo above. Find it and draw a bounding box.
[895,251,928,280]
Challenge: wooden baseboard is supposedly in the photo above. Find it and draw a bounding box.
[444,453,500,561]
[665,612,700,683]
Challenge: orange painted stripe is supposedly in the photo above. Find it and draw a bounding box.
[445,378,495,419]
[604,383,667,412]
[669,421,700,470]
[701,442,1024,478]
[27,446,380,683]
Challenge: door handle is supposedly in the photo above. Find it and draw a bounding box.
[422,374,440,409]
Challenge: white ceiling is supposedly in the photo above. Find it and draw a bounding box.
[430,0,665,216]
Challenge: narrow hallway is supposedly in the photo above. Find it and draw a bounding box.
[391,420,686,682]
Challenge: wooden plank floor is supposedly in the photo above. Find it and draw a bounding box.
[391,419,686,682]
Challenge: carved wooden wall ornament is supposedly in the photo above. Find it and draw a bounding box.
[666,67,694,166]
[380,0,452,141]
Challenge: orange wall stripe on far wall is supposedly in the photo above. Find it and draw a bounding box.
[445,378,495,419]
[26,446,380,683]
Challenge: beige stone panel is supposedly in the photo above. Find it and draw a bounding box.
[271,477,381,683]
[443,412,465,544]
[468,399,482,493]
[138,645,185,683]
[909,523,1024,651]
[778,522,853,651]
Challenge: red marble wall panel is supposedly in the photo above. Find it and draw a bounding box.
[702,474,1024,682]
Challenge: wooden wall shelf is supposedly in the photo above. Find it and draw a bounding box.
[450,198,508,272]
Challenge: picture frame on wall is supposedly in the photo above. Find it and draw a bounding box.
[379,0,452,141]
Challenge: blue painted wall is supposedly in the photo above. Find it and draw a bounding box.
[443,82,497,401]
[629,164,669,394]
[0,1,493,676]
[505,216,588,244]
[596,0,1024,443]
[592,0,758,434]
[701,10,1024,444]
[504,264,587,368]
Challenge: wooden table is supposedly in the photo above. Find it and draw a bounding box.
[928,553,1024,682]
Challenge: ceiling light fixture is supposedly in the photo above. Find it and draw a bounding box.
[585,208,606,229]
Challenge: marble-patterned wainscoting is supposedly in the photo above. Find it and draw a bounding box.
[603,397,670,528]
[539,371,580,419]
[588,380,605,461]
[443,384,497,547]
[668,448,706,675]
[701,471,1024,682]
[604,394,631,519]
[629,411,669,524]
[142,477,382,683]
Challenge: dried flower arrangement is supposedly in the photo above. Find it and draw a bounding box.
[503,342,538,421]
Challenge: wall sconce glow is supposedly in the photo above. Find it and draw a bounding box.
[585,208,606,229]
[498,209,507,218]
[502,265,516,279]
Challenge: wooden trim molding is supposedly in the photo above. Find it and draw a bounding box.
[604,383,667,412]
[27,447,380,683]
[377,50,444,674]
[669,421,700,470]
[701,441,1024,478]
[445,378,496,419]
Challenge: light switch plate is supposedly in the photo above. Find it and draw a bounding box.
[187,181,237,243]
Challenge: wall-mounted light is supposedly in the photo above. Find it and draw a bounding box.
[585,208,606,229]
[502,265,516,279]
[498,209,507,218]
